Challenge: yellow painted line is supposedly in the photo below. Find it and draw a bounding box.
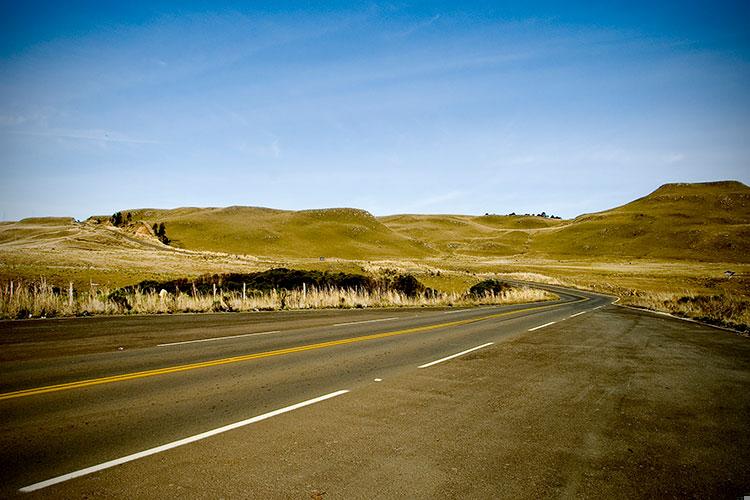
[0,296,588,401]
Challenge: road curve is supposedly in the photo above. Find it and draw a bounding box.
[1,285,748,498]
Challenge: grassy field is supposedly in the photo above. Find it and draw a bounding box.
[95,206,432,260]
[1,181,747,328]
[382,181,750,262]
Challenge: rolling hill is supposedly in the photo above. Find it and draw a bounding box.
[1,181,748,290]
[528,181,750,262]
[114,206,432,260]
[380,181,750,262]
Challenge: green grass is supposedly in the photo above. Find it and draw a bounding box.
[119,206,432,260]
[529,181,750,262]
[0,181,748,328]
[380,181,750,262]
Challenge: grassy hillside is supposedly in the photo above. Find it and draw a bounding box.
[0,217,269,288]
[1,181,748,291]
[380,181,750,262]
[120,206,432,260]
[379,214,564,256]
[530,181,750,262]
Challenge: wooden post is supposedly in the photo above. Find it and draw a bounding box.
[68,282,74,307]
[213,283,217,300]
[242,282,246,301]
[9,280,13,299]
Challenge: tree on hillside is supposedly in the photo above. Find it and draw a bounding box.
[110,211,123,226]
[153,222,170,245]
[126,212,132,224]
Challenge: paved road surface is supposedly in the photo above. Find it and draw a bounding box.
[0,285,748,498]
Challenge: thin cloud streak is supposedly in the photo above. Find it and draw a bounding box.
[6,129,163,145]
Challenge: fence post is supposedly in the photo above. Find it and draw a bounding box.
[213,283,217,300]
[9,280,13,299]
[242,282,246,301]
[68,282,74,307]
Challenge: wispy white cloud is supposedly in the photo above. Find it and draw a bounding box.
[237,135,282,158]
[407,190,468,211]
[6,128,163,144]
[663,152,685,163]
[387,14,441,39]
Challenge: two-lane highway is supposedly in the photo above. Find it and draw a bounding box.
[0,286,605,495]
[3,285,748,498]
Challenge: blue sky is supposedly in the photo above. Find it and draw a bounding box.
[1,1,748,220]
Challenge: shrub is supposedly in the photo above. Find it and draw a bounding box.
[469,279,512,297]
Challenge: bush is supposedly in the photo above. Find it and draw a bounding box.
[124,268,442,299]
[469,279,512,297]
[107,289,132,311]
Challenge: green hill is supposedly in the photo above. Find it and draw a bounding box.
[529,181,750,262]
[378,214,564,256]
[121,206,432,260]
[378,181,750,262]
[2,181,747,288]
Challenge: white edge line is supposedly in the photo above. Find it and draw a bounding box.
[569,311,587,318]
[19,389,350,493]
[442,309,468,314]
[333,317,397,327]
[157,330,281,347]
[418,342,494,369]
[615,303,747,335]
[528,321,556,332]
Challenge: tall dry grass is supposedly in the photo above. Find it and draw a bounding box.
[622,291,750,333]
[0,279,555,320]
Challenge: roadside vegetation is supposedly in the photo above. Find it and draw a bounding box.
[618,292,750,333]
[0,273,555,320]
[0,182,747,330]
[486,268,750,333]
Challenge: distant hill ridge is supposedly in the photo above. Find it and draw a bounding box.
[109,206,431,260]
[4,181,748,263]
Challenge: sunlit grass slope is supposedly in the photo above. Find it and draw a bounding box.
[530,181,750,262]
[125,206,431,260]
[381,181,749,262]
[378,214,564,256]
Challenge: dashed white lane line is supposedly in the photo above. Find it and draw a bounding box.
[158,330,281,347]
[418,342,494,369]
[528,321,556,332]
[19,389,350,493]
[333,317,397,327]
[443,309,469,314]
[569,311,587,318]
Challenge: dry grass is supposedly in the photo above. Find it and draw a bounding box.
[620,292,750,333]
[0,279,555,320]
[1,181,747,330]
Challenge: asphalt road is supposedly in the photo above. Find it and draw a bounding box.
[0,285,748,498]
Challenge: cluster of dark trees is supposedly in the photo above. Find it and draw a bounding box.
[152,223,170,245]
[109,211,132,226]
[127,268,435,298]
[484,212,562,219]
[110,211,170,244]
[505,212,562,219]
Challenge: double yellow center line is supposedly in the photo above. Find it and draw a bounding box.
[0,297,587,401]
